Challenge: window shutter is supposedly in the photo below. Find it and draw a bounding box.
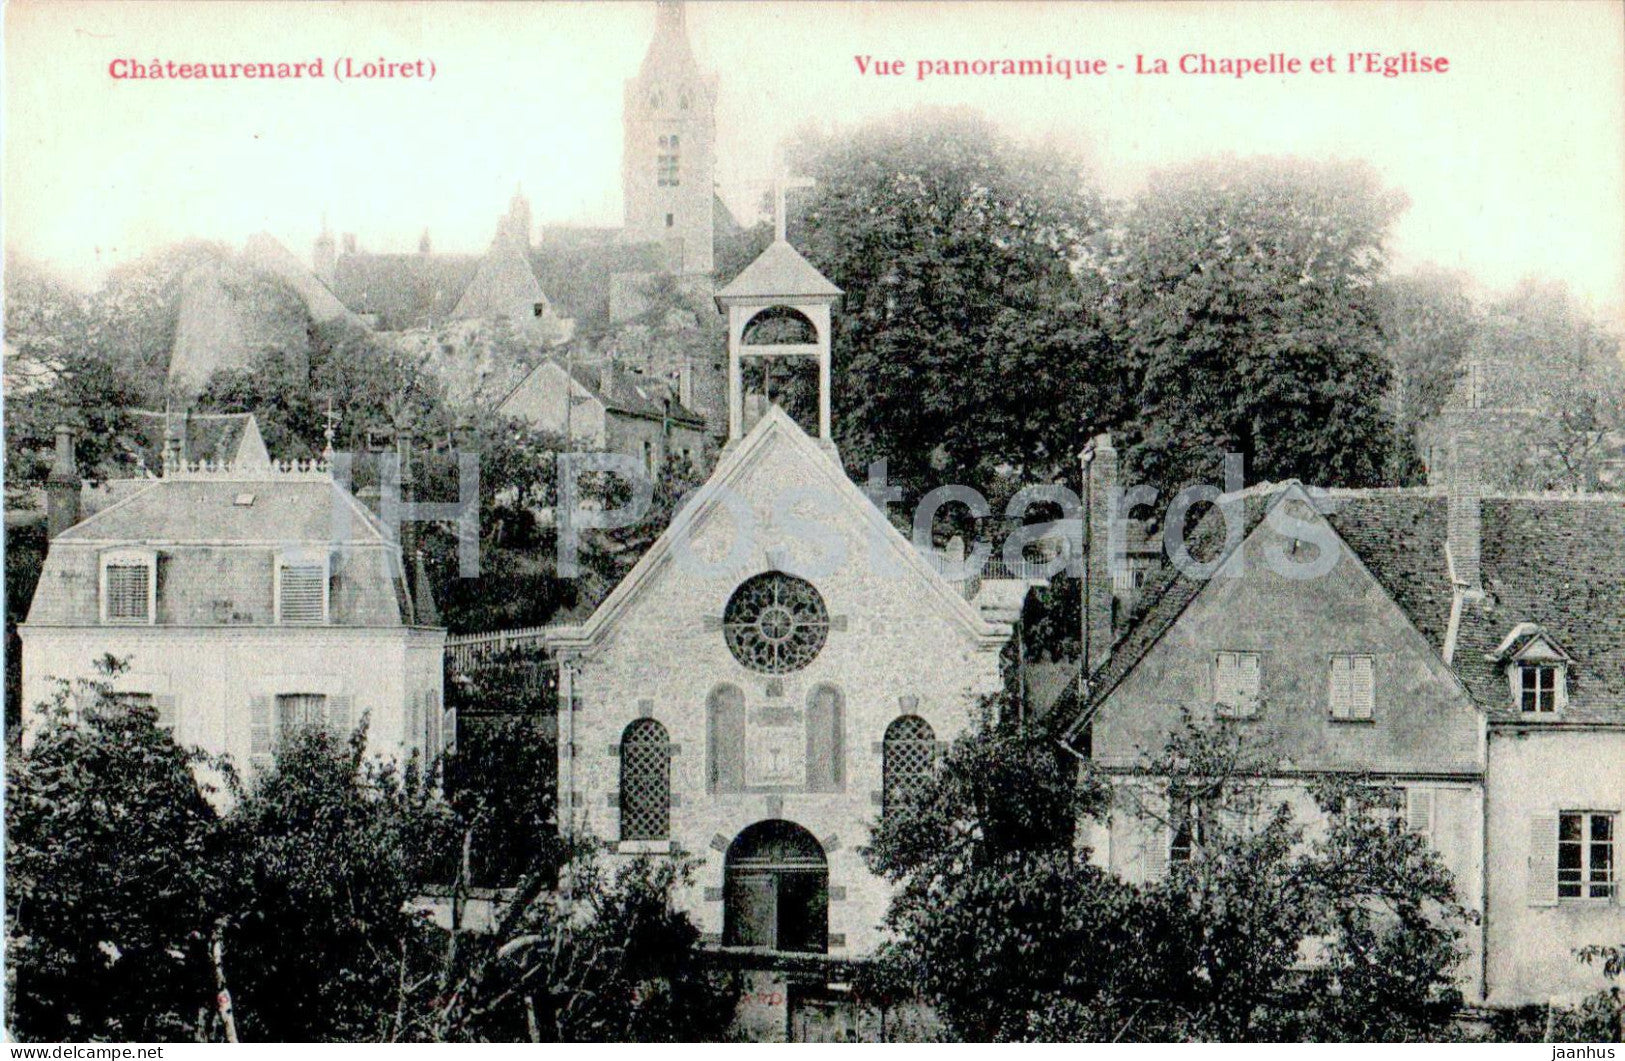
[1528,813,1560,907]
[1143,816,1170,881]
[153,694,177,732]
[329,695,353,738]
[1330,657,1352,718]
[249,695,274,771]
[441,697,457,754]
[426,693,440,759]
[1405,787,1434,843]
[408,691,423,754]
[1352,656,1375,719]
[1239,653,1261,712]
[106,563,151,622]
[279,561,327,623]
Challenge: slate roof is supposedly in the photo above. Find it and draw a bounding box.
[715,240,842,303]
[1462,498,1625,724]
[1049,484,1625,735]
[54,477,389,545]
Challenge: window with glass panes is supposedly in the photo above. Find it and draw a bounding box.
[1558,811,1615,900]
[1520,665,1560,713]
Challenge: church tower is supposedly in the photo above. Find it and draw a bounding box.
[623,1,716,277]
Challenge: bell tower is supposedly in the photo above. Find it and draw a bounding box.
[714,174,842,450]
[623,1,716,277]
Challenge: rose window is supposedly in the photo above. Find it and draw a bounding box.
[723,573,829,674]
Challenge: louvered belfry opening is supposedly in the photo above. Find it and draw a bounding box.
[620,718,671,841]
[882,715,936,817]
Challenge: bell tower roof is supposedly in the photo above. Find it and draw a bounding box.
[715,240,842,306]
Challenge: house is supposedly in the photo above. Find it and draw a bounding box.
[17,424,448,782]
[497,356,710,476]
[544,229,1030,1040]
[1050,432,1624,1008]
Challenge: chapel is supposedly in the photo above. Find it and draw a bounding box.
[544,225,1032,1024]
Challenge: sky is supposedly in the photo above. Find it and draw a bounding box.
[5,0,1624,319]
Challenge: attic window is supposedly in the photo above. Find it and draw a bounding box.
[276,551,330,625]
[1519,664,1565,714]
[533,302,546,318]
[234,493,256,507]
[101,550,157,625]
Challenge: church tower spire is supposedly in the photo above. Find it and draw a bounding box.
[623,0,716,277]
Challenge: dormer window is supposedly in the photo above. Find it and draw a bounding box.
[101,549,156,624]
[276,550,330,624]
[1492,623,1571,717]
[1520,664,1563,714]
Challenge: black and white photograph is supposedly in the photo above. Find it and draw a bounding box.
[2,0,1623,1045]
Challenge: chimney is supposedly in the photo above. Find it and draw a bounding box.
[393,422,420,625]
[45,424,81,540]
[599,358,615,400]
[1448,435,1482,592]
[678,356,694,410]
[163,408,187,473]
[1082,433,1119,672]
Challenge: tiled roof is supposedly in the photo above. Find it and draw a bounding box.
[501,357,706,426]
[1049,483,1625,736]
[54,477,388,545]
[329,241,673,332]
[1460,497,1625,724]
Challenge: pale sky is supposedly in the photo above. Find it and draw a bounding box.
[5,0,1624,318]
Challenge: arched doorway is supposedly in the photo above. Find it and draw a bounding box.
[723,820,828,953]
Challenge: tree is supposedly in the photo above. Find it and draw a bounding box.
[785,107,1115,502]
[1376,268,1481,483]
[5,660,224,1041]
[1108,156,1409,495]
[422,853,739,1042]
[217,725,451,1042]
[862,711,1136,1041]
[1467,279,1625,492]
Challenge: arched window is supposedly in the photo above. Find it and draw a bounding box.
[805,684,844,792]
[707,684,745,793]
[620,718,670,841]
[882,715,936,816]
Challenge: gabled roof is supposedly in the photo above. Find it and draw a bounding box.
[715,240,842,304]
[497,358,707,427]
[1049,482,1625,736]
[547,405,1009,652]
[452,231,548,322]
